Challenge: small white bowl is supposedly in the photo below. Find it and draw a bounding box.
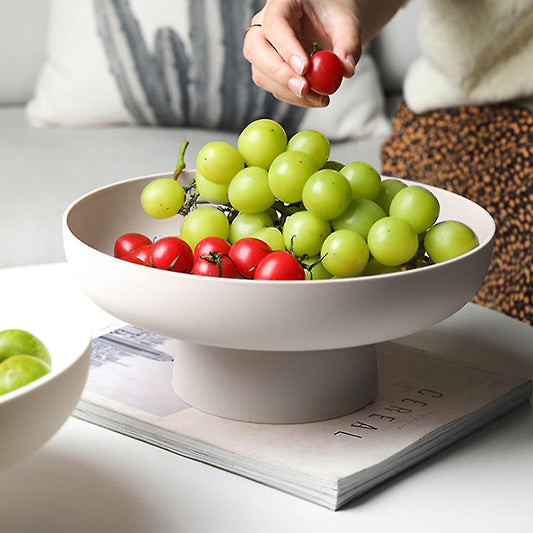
[0,319,91,471]
[62,172,495,422]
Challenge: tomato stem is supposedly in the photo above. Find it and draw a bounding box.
[168,254,184,271]
[201,251,237,277]
[173,140,189,180]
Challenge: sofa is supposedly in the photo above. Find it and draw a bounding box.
[0,0,422,269]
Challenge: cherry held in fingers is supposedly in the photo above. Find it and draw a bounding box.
[305,50,343,96]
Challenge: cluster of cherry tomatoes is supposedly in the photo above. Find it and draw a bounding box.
[114,232,305,280]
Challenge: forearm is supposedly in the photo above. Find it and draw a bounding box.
[356,0,407,44]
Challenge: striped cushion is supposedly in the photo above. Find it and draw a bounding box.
[26,0,390,140]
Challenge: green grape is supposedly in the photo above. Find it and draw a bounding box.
[252,227,285,251]
[321,229,369,278]
[229,211,273,244]
[374,178,407,214]
[195,172,229,204]
[424,220,479,263]
[237,118,287,169]
[180,206,230,249]
[228,166,275,214]
[282,210,331,257]
[367,217,419,266]
[301,169,352,221]
[0,355,50,395]
[302,255,333,280]
[140,178,185,219]
[0,329,51,365]
[268,150,316,204]
[196,141,244,185]
[332,198,386,240]
[287,130,330,170]
[340,161,381,200]
[389,185,440,234]
[362,258,403,276]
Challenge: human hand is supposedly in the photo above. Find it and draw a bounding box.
[243,0,361,108]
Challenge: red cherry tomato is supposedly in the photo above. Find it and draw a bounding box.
[151,237,193,273]
[305,50,343,95]
[127,243,153,266]
[254,251,305,281]
[229,238,272,278]
[192,253,238,278]
[120,254,148,266]
[114,232,152,258]
[194,237,231,260]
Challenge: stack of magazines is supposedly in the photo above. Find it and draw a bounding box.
[74,325,531,510]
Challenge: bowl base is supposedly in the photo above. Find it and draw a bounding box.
[171,341,377,424]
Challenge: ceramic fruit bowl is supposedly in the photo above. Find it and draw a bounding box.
[62,171,495,423]
[0,309,91,471]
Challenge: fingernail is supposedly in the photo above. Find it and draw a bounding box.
[308,94,328,107]
[290,55,305,75]
[346,54,356,69]
[345,54,356,76]
[288,77,305,97]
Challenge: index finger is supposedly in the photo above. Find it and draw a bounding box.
[259,8,310,76]
[243,24,326,107]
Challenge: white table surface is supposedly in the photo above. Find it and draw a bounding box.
[1,263,532,532]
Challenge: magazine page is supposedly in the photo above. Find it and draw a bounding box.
[78,326,531,509]
[123,342,527,478]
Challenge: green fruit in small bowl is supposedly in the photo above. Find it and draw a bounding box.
[0,354,51,396]
[0,329,51,365]
[0,308,91,471]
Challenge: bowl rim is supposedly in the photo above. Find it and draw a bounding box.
[63,171,496,286]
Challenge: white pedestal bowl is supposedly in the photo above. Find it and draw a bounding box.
[63,172,495,423]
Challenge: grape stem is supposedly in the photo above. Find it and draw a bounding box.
[305,254,326,271]
[272,200,303,227]
[216,204,238,223]
[173,140,189,180]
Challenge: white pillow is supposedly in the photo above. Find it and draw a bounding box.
[403,0,533,113]
[26,0,390,140]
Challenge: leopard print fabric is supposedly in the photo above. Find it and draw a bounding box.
[381,102,533,325]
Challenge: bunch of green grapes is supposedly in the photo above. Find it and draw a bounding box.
[141,119,479,280]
